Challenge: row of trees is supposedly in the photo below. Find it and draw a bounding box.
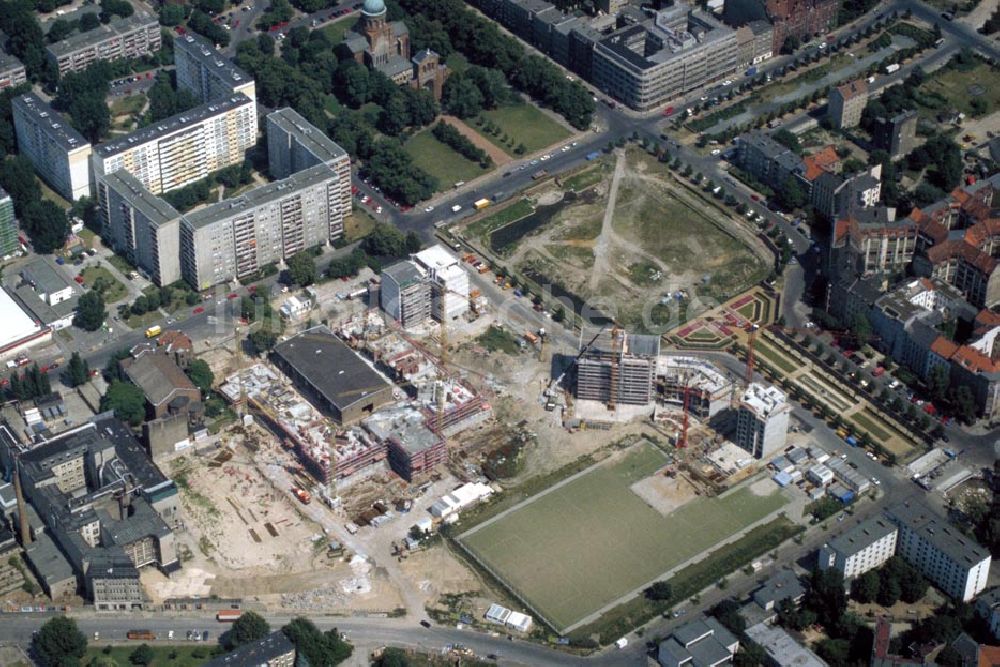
[850,556,928,607]
[3,363,52,401]
[47,12,101,43]
[400,0,594,129]
[0,156,70,252]
[326,223,422,278]
[432,121,492,168]
[188,9,231,46]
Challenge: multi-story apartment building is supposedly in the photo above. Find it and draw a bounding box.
[818,516,899,578]
[92,94,257,196]
[735,20,774,69]
[735,383,790,459]
[828,78,868,129]
[764,0,837,54]
[591,5,738,111]
[12,94,93,201]
[0,187,16,258]
[873,110,918,158]
[265,108,351,217]
[380,260,432,328]
[736,129,804,191]
[46,13,160,76]
[888,501,991,602]
[577,329,660,406]
[831,209,916,277]
[180,164,344,289]
[172,32,256,104]
[0,52,25,90]
[96,170,182,286]
[412,245,470,322]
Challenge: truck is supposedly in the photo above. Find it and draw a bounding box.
[127,630,156,641]
[474,198,491,211]
[292,487,311,504]
[524,331,539,345]
[216,610,242,623]
[531,170,548,180]
[145,325,162,339]
[845,435,858,447]
[586,151,601,161]
[885,63,900,74]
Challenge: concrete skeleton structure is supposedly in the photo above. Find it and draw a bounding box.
[45,13,160,76]
[11,93,92,201]
[657,355,734,419]
[735,383,790,460]
[577,328,660,406]
[363,404,446,482]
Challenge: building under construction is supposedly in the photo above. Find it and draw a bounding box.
[657,356,734,419]
[576,328,660,406]
[418,378,492,437]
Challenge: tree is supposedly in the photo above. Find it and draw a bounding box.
[375,647,411,667]
[773,129,801,153]
[74,291,106,331]
[954,385,977,424]
[68,93,111,143]
[876,574,901,607]
[644,581,672,600]
[230,611,270,647]
[442,75,484,118]
[185,359,215,394]
[100,381,146,426]
[805,567,846,628]
[777,176,808,210]
[129,644,155,666]
[67,352,90,387]
[711,599,745,634]
[781,35,800,54]
[282,618,352,666]
[851,570,879,603]
[816,638,851,666]
[248,329,279,355]
[159,4,185,26]
[928,365,950,404]
[33,616,87,667]
[287,251,317,286]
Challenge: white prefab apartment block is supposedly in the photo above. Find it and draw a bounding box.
[180,164,346,289]
[412,245,470,321]
[91,94,257,196]
[888,502,991,602]
[818,516,898,579]
[12,94,92,201]
[46,13,161,76]
[735,383,790,459]
[96,171,182,286]
[173,33,256,104]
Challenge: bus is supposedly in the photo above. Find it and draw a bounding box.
[144,325,162,339]
[217,610,242,623]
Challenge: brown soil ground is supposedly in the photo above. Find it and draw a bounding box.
[441,115,512,167]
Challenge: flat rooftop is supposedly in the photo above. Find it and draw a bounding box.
[888,501,990,568]
[0,287,44,351]
[267,107,347,161]
[382,260,426,288]
[0,51,23,72]
[273,325,392,412]
[47,12,157,57]
[826,516,897,555]
[95,93,252,157]
[176,32,252,88]
[184,164,336,229]
[21,256,74,296]
[100,170,179,227]
[363,404,440,455]
[12,93,90,151]
[742,382,787,415]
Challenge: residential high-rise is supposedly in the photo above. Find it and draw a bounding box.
[828,78,868,129]
[818,516,899,578]
[0,187,16,258]
[96,171,183,286]
[91,94,257,195]
[46,13,160,76]
[735,383,790,459]
[887,501,991,602]
[180,165,345,289]
[12,93,92,201]
[873,110,918,158]
[412,245,470,322]
[380,260,432,328]
[0,52,26,91]
[576,329,660,406]
[173,32,256,104]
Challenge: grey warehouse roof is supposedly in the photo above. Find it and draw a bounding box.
[12,93,89,150]
[100,171,180,226]
[183,164,336,229]
[95,93,252,157]
[273,325,392,411]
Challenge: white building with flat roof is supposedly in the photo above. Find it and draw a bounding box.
[818,516,898,579]
[0,288,50,359]
[12,93,92,201]
[735,383,790,459]
[412,245,469,321]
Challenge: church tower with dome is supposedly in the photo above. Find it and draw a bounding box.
[343,0,447,98]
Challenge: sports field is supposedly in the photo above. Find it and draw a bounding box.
[459,443,788,630]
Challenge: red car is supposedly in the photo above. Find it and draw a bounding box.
[248,284,257,293]
[74,275,85,284]
[227,292,239,300]
[193,306,205,315]
[750,194,760,201]
[662,106,674,116]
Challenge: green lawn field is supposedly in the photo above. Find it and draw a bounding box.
[460,443,787,630]
[477,103,571,156]
[404,130,491,190]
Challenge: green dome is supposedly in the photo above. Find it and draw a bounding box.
[362,0,385,14]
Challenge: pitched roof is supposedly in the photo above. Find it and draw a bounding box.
[930,336,960,359]
[802,145,840,181]
[121,353,198,406]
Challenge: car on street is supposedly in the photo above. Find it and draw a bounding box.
[750,193,760,201]
[710,148,721,156]
[193,306,205,314]
[540,154,551,161]
[227,292,238,299]
[420,620,431,628]
[424,205,434,212]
